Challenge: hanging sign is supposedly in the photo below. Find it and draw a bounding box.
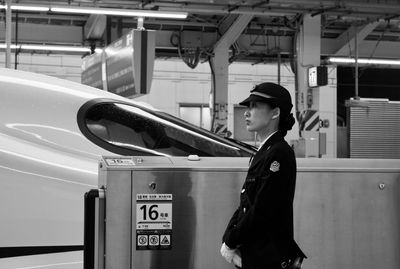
[136,194,172,250]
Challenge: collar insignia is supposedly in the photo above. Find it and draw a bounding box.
[270,161,280,172]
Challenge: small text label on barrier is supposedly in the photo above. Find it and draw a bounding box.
[104,157,135,166]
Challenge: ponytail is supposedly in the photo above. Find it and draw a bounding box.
[279,112,295,137]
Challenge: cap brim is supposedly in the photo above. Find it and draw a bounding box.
[239,94,277,107]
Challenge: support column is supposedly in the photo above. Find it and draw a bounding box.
[296,14,321,114]
[296,14,326,157]
[5,0,12,68]
[209,14,253,136]
[209,47,229,135]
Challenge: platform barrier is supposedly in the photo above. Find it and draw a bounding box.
[84,156,400,269]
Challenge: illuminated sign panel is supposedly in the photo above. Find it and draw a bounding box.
[308,66,328,88]
[81,29,155,98]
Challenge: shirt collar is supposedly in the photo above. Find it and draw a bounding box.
[258,131,278,150]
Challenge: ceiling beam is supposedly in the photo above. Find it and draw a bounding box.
[213,14,253,50]
[217,14,239,35]
[2,21,400,60]
[332,21,380,56]
[322,37,400,59]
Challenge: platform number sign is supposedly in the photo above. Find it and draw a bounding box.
[136,194,172,250]
[139,204,159,221]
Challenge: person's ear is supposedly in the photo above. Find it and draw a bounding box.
[271,107,280,119]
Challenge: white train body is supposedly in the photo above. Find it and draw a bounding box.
[0,69,106,249]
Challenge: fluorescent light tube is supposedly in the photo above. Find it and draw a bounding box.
[11,5,50,11]
[0,5,50,11]
[22,44,91,52]
[328,57,400,65]
[0,44,18,49]
[0,43,102,53]
[50,6,188,19]
[0,4,187,19]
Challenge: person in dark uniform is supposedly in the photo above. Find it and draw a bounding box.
[220,82,306,269]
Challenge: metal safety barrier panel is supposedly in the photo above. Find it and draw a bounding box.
[84,156,400,269]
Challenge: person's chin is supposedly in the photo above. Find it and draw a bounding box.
[246,126,255,132]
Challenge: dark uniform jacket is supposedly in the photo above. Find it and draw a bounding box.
[223,131,305,268]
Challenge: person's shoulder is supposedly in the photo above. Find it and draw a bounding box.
[269,139,295,159]
[271,138,292,151]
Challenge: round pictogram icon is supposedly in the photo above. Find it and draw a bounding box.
[138,235,148,246]
[149,235,159,246]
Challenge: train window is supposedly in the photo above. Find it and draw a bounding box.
[80,102,255,157]
[179,104,211,130]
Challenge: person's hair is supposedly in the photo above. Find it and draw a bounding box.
[269,104,295,137]
[279,112,295,137]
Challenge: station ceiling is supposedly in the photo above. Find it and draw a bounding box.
[1,0,400,64]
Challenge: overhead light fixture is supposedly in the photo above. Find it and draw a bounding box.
[0,43,103,53]
[21,44,90,52]
[0,44,18,49]
[0,4,50,12]
[50,6,188,19]
[11,5,50,11]
[0,4,188,19]
[328,57,400,66]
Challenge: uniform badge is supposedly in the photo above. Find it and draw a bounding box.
[270,161,280,172]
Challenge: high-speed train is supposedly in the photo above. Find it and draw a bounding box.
[0,68,255,268]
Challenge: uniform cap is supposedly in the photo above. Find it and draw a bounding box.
[239,82,293,112]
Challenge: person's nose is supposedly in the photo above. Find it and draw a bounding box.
[244,109,250,118]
